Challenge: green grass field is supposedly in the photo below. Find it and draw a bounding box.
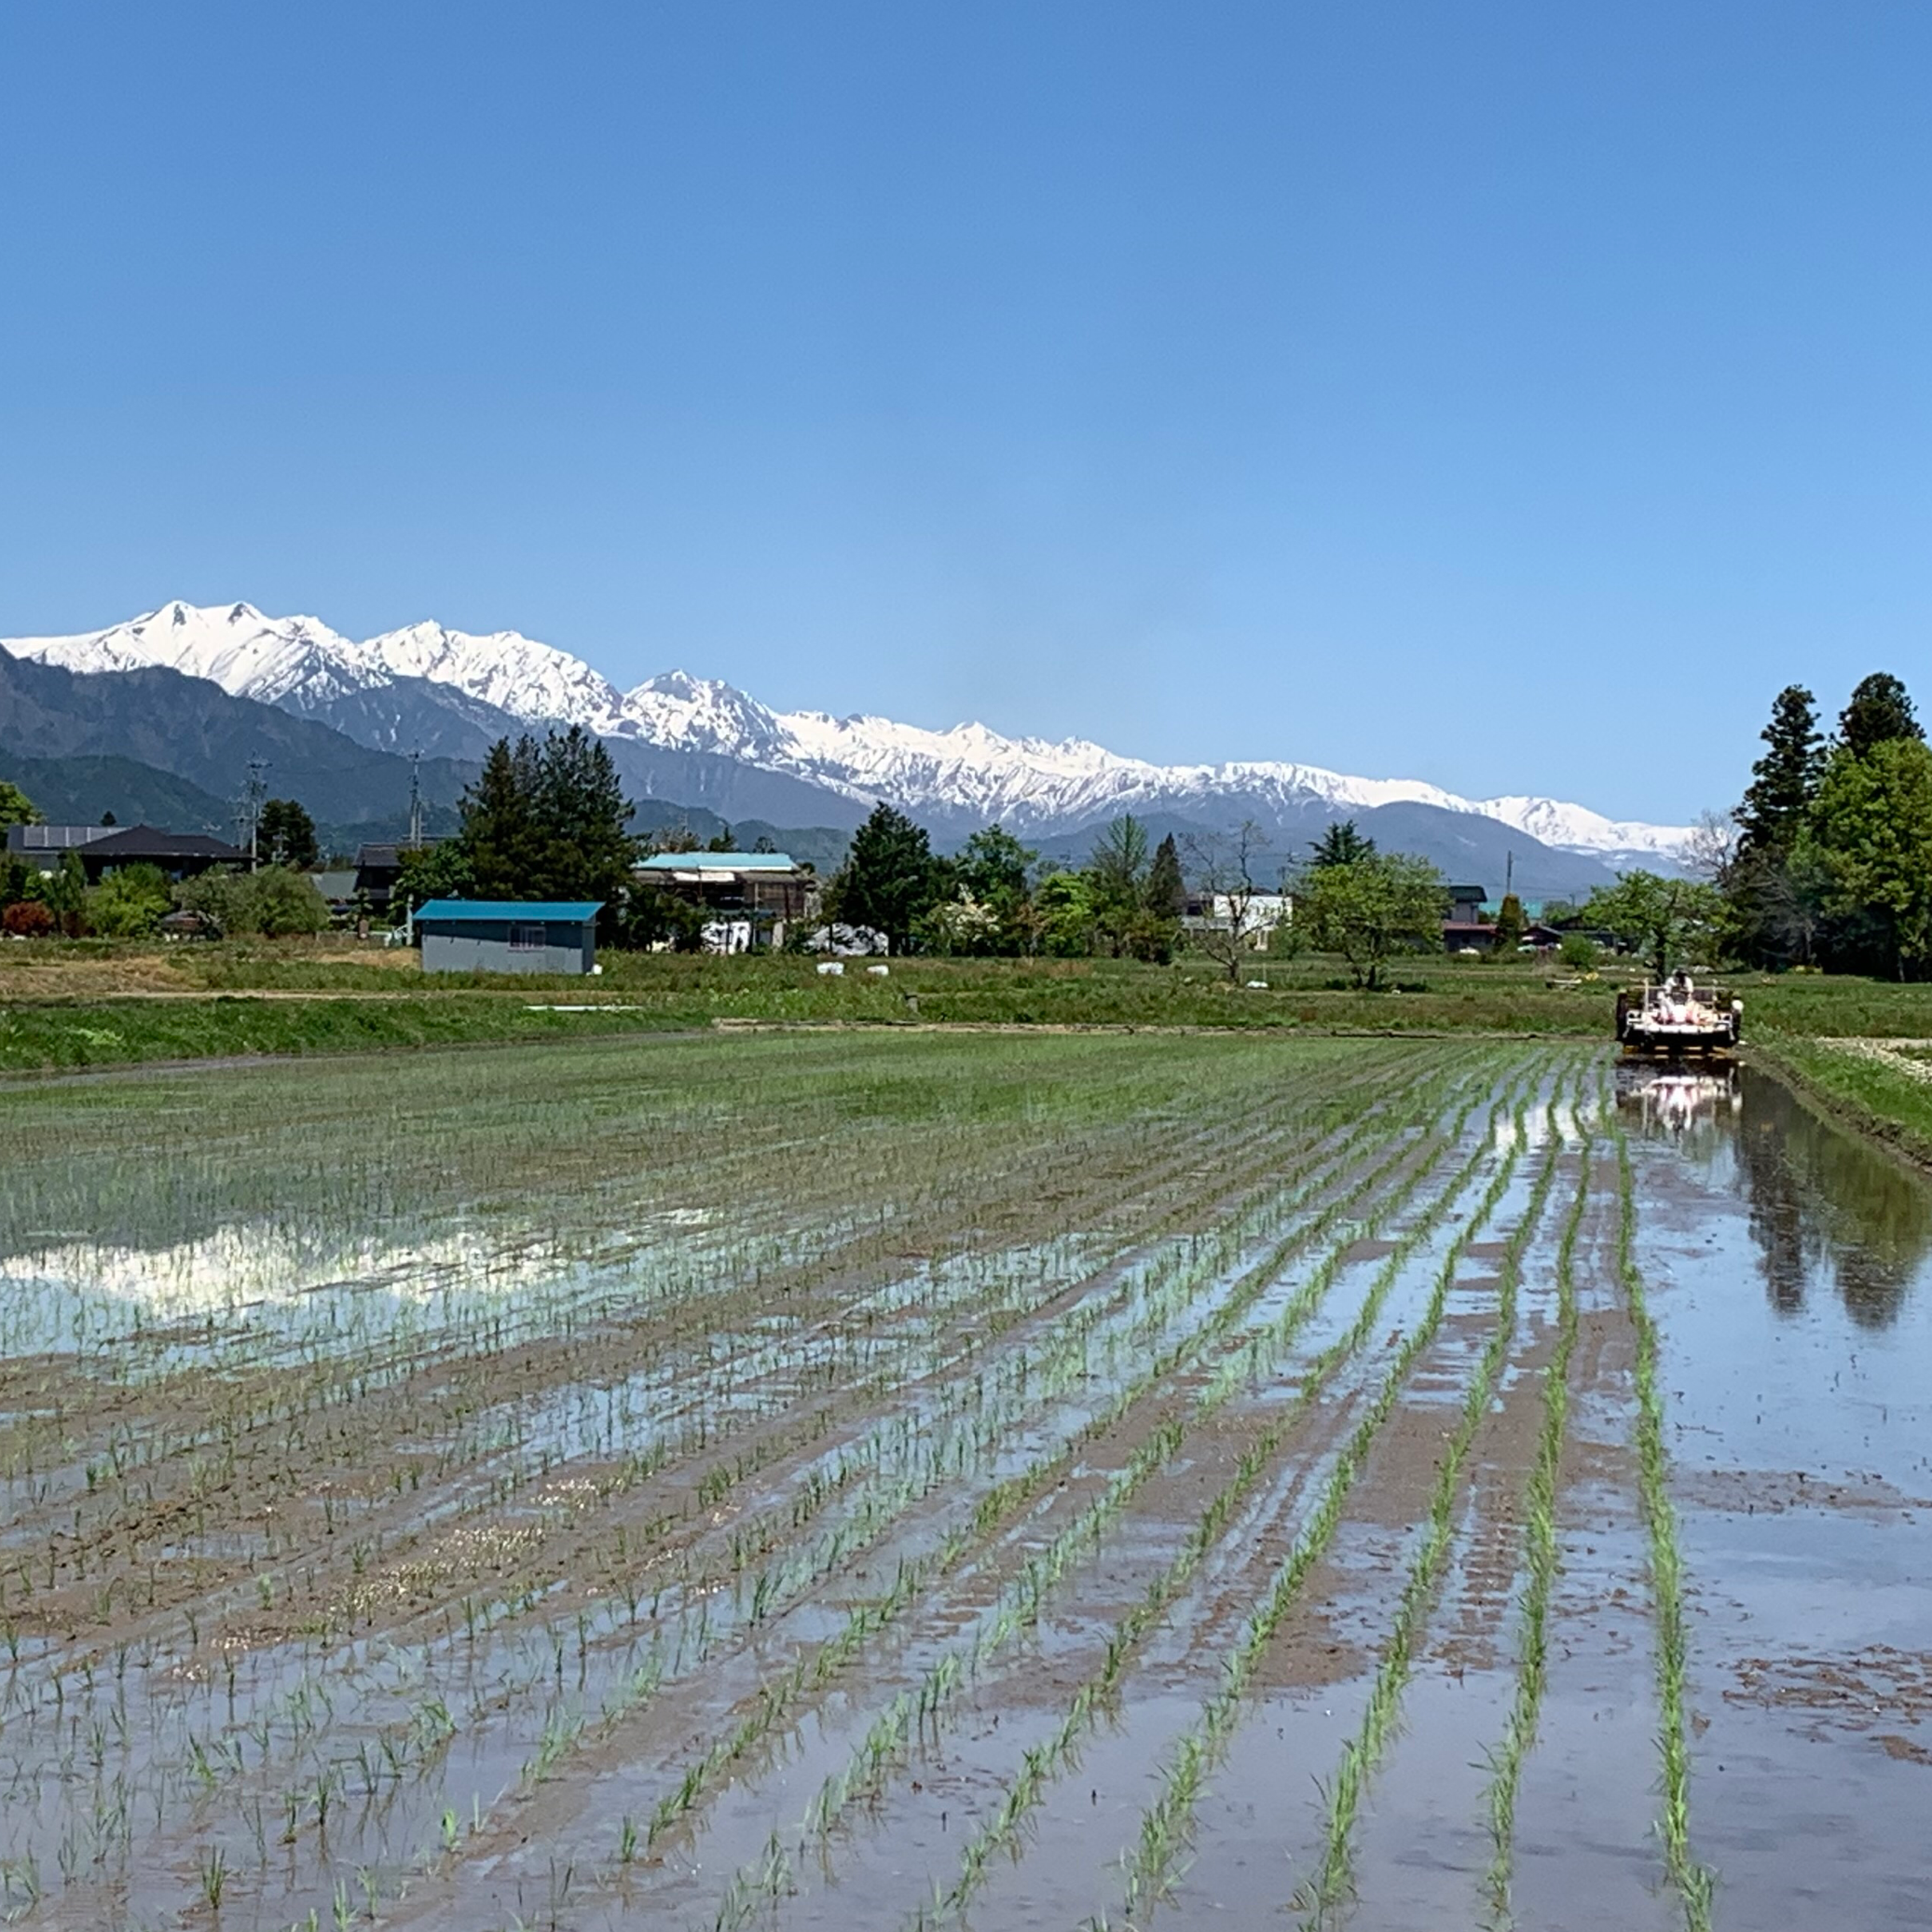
[7,939,1932,1089]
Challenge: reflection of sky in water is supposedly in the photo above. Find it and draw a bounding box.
[0,1209,717,1361]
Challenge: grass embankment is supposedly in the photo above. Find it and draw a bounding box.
[1749,1035,1932,1170]
[0,944,1603,1071]
[15,936,1932,1073]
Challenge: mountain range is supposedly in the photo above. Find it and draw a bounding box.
[1,599,1693,896]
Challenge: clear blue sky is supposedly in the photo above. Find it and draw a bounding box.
[5,3,1929,824]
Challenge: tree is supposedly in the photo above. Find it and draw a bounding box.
[1084,816,1151,954]
[86,863,171,938]
[1145,834,1185,920]
[1,901,53,938]
[256,799,320,871]
[1296,852,1446,990]
[1582,870,1724,980]
[1838,673,1922,760]
[1309,819,1376,868]
[953,824,1037,954]
[460,738,541,897]
[1735,685,1824,856]
[0,781,41,829]
[1185,822,1274,982]
[1035,870,1100,957]
[176,866,330,938]
[1492,892,1526,952]
[392,840,476,918]
[956,824,1035,911]
[530,726,637,907]
[40,852,86,938]
[829,803,940,952]
[1808,735,1932,978]
[451,728,637,915]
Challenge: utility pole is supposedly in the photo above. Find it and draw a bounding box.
[1504,848,1514,899]
[406,747,424,849]
[243,757,268,870]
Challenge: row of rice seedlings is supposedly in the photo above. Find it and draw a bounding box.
[916,1061,1561,1930]
[7,1059,1461,1914]
[0,1043,1452,1916]
[2,1043,1406,1596]
[1104,1062,1577,1930]
[605,1065,1492,1865]
[1614,1127,1715,1932]
[1477,1110,1597,1922]
[1293,1078,1573,1928]
[685,1061,1545,1927]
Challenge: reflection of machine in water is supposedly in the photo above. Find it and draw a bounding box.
[1615,973,1743,1059]
[1615,1063,1742,1137]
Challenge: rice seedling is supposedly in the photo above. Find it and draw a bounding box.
[1615,1128,1716,1932]
[1477,1108,1595,1923]
[1293,1082,1569,1927]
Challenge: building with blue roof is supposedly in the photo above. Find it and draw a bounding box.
[414,899,604,975]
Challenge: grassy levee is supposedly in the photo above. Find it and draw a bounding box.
[1750,1035,1932,1169]
[0,993,701,1069]
[20,936,1932,1072]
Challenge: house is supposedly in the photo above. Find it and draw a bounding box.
[6,823,248,883]
[414,899,602,975]
[1445,884,1487,925]
[1183,892,1293,949]
[635,851,815,951]
[354,841,439,912]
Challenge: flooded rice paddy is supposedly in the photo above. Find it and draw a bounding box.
[0,1031,1925,1930]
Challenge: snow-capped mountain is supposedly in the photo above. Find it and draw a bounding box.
[5,599,1692,871]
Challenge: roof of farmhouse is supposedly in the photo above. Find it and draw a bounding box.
[413,900,604,922]
[635,851,799,872]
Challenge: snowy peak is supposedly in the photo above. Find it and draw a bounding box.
[621,670,793,760]
[0,598,1694,866]
[366,621,628,732]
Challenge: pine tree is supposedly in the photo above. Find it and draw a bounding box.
[1735,685,1824,856]
[830,803,939,952]
[256,799,320,870]
[1145,833,1185,918]
[459,739,539,897]
[1839,673,1922,759]
[1492,892,1526,952]
[1309,820,1376,868]
[534,726,636,903]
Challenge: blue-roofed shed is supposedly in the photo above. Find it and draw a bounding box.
[415,900,603,976]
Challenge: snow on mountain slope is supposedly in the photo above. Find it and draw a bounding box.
[367,622,629,733]
[10,600,382,706]
[2,600,1693,863]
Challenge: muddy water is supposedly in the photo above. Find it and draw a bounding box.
[1630,1067,1932,1930]
[6,1046,1930,1932]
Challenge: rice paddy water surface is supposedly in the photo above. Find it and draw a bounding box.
[0,1035,1924,1930]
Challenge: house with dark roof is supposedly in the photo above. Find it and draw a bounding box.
[7,823,247,882]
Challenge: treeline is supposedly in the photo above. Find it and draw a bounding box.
[1720,673,1932,977]
[821,806,1188,959]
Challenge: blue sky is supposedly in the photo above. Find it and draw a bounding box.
[4,3,1929,823]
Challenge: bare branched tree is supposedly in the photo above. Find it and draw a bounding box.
[1183,821,1277,982]
[1683,809,1738,884]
